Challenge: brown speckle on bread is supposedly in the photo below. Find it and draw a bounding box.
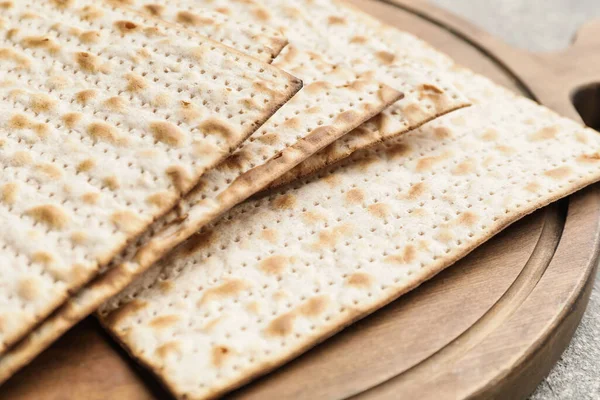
[124,73,147,92]
[87,122,125,145]
[75,89,97,105]
[111,211,145,234]
[1,182,18,205]
[150,121,185,147]
[143,4,163,16]
[75,52,105,73]
[114,20,139,34]
[197,279,249,307]
[26,204,69,229]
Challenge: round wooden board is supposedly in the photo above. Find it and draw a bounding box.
[2,1,600,399]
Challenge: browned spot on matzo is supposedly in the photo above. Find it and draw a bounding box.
[198,279,249,307]
[261,229,278,244]
[406,182,427,200]
[345,188,365,205]
[368,203,389,219]
[114,20,139,34]
[150,121,185,147]
[481,128,498,141]
[29,94,56,113]
[544,166,572,179]
[17,277,41,301]
[10,151,32,167]
[75,89,96,105]
[433,126,452,139]
[79,30,101,44]
[111,211,145,234]
[314,224,353,249]
[272,193,296,210]
[176,11,210,26]
[62,112,82,128]
[212,345,233,367]
[456,211,479,226]
[258,255,288,275]
[75,52,103,73]
[265,312,295,337]
[346,272,374,288]
[453,160,475,175]
[298,295,329,317]
[1,183,18,205]
[26,205,69,229]
[87,122,125,145]
[385,245,417,264]
[578,152,600,163]
[149,315,180,330]
[102,176,120,191]
[146,192,176,209]
[143,4,163,16]
[124,73,147,92]
[76,159,95,173]
[34,163,62,180]
[529,125,559,141]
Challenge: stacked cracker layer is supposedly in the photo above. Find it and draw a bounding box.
[0,1,598,399]
[0,0,461,383]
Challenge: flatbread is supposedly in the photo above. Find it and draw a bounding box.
[99,63,600,398]
[93,2,600,398]
[0,0,469,380]
[146,0,468,184]
[0,0,300,354]
[273,64,504,187]
[227,0,468,185]
[0,74,400,383]
[111,0,287,63]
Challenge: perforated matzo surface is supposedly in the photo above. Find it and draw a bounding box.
[0,73,401,382]
[111,0,287,62]
[0,0,471,379]
[99,66,600,400]
[0,0,300,353]
[234,0,469,184]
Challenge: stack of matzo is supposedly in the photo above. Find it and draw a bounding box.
[98,2,600,400]
[0,0,468,381]
[2,0,599,399]
[0,0,300,369]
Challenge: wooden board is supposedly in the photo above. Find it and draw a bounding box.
[2,1,600,399]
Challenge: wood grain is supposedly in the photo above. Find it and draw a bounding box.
[1,1,599,399]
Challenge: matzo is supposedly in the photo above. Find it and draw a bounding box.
[110,0,287,63]
[163,0,469,183]
[99,67,600,399]
[0,73,401,381]
[0,0,300,354]
[0,0,468,378]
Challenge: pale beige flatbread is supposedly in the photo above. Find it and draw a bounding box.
[0,0,300,354]
[273,64,505,187]
[0,0,470,380]
[99,62,600,398]
[92,2,600,398]
[112,0,287,62]
[0,74,401,383]
[149,0,469,185]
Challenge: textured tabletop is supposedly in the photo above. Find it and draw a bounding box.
[431,1,600,398]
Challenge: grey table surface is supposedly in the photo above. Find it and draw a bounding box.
[430,1,600,398]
